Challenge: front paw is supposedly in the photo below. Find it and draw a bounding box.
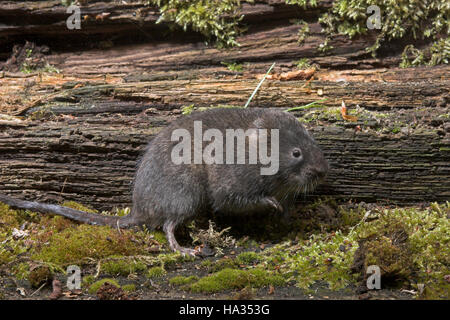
[264,197,283,213]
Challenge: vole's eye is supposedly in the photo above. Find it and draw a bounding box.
[292,149,302,158]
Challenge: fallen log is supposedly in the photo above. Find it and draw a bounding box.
[0,84,448,209]
[0,2,448,209]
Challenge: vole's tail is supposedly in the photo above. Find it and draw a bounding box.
[0,194,135,228]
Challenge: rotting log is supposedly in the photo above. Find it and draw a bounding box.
[0,0,418,71]
[0,0,333,58]
[0,1,448,209]
[2,65,449,116]
[0,92,448,210]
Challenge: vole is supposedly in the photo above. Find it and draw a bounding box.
[0,108,329,256]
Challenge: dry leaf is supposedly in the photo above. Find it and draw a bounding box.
[49,280,62,300]
[265,68,315,81]
[268,285,275,295]
[341,100,358,122]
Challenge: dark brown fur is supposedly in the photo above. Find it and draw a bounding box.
[0,108,328,256]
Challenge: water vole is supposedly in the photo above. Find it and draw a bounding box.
[0,108,328,256]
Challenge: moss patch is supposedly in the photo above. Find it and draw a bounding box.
[148,0,244,48]
[256,202,450,297]
[236,252,261,265]
[122,284,137,293]
[31,224,152,266]
[147,266,167,279]
[317,0,449,65]
[169,275,199,286]
[28,266,53,288]
[88,278,120,295]
[190,268,285,293]
[101,259,147,276]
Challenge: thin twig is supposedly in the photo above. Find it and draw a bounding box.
[30,282,46,296]
[244,62,276,108]
[285,99,328,112]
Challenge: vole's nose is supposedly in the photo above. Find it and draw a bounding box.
[314,158,329,179]
[313,166,327,179]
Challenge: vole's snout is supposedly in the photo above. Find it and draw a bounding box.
[311,149,329,180]
[314,159,329,179]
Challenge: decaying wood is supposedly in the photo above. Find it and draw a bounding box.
[0,80,448,209]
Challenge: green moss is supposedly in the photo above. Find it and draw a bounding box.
[150,231,168,245]
[364,236,412,283]
[28,266,53,288]
[101,259,147,276]
[182,104,243,115]
[285,0,318,9]
[236,238,258,249]
[149,0,244,47]
[147,266,167,279]
[12,263,30,280]
[169,275,199,286]
[258,202,450,297]
[158,252,186,268]
[0,205,30,264]
[32,224,151,266]
[0,203,40,230]
[236,252,261,265]
[221,61,243,72]
[61,201,98,213]
[190,268,285,293]
[267,230,359,290]
[88,278,120,294]
[317,0,449,64]
[82,275,96,288]
[181,104,195,115]
[208,257,238,273]
[122,284,137,293]
[294,58,311,69]
[200,259,213,268]
[291,19,311,45]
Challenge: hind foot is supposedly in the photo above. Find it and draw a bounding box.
[177,247,198,257]
[163,220,198,257]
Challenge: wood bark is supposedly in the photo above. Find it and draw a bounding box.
[0,1,448,209]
